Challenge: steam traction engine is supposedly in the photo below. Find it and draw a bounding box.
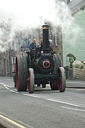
[14,24,66,93]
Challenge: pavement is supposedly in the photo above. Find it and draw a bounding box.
[66,79,85,88]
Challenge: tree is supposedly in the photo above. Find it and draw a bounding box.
[67,53,76,68]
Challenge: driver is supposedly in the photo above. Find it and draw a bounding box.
[28,39,36,50]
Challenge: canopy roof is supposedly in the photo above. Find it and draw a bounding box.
[67,0,85,14]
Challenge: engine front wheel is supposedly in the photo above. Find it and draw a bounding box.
[58,67,66,92]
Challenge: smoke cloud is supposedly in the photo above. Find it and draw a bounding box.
[0,0,82,52]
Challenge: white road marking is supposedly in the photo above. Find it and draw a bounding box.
[9,89,19,93]
[0,82,18,93]
[66,88,85,91]
[0,82,11,88]
[47,99,79,107]
[23,93,40,98]
[22,94,79,107]
[0,82,81,108]
[61,106,85,112]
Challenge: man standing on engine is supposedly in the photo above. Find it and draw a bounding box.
[28,38,36,50]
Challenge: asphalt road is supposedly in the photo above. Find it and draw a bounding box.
[0,77,85,128]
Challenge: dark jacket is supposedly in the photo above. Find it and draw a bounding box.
[28,43,35,50]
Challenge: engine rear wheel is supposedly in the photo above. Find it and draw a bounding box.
[15,55,28,91]
[42,84,46,88]
[57,54,62,67]
[53,54,59,73]
[51,54,59,90]
[58,67,66,92]
[27,68,34,93]
[15,56,23,91]
[13,74,16,88]
[22,55,28,91]
[50,81,58,90]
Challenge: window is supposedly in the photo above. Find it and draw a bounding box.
[67,0,72,3]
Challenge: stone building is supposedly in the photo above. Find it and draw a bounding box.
[0,50,16,76]
[0,21,16,76]
[54,0,85,67]
[62,0,85,67]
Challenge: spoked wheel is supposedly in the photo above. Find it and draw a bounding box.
[50,81,58,90]
[27,68,34,93]
[58,67,66,92]
[16,56,23,91]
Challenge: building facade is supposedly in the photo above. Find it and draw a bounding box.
[62,0,85,67]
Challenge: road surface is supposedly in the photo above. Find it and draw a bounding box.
[0,77,85,128]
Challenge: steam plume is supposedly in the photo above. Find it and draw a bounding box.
[0,0,82,52]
